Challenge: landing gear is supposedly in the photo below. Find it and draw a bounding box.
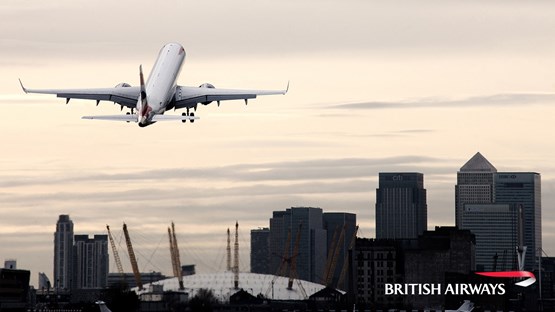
[182,109,196,124]
[126,111,131,123]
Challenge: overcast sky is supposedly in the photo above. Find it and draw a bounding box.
[2,0,555,286]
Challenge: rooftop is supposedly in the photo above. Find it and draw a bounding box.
[134,271,327,302]
[460,152,497,172]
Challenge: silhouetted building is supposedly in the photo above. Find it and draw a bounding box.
[354,238,406,309]
[38,272,51,291]
[4,260,16,270]
[0,268,30,312]
[250,227,270,274]
[54,214,74,290]
[376,172,427,239]
[461,204,518,271]
[73,234,109,289]
[322,212,357,289]
[269,207,327,283]
[181,264,196,276]
[495,172,541,271]
[539,257,555,311]
[404,226,475,310]
[107,272,166,289]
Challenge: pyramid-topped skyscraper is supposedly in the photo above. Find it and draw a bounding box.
[455,152,497,227]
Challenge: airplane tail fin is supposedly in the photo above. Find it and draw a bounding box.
[139,65,148,116]
[457,300,474,312]
[95,301,112,312]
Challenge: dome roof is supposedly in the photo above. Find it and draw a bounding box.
[134,271,327,302]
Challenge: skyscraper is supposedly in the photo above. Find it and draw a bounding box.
[456,153,542,271]
[73,234,109,289]
[461,204,518,271]
[322,212,357,289]
[455,152,497,227]
[54,215,74,290]
[268,207,327,283]
[250,228,270,274]
[495,172,541,271]
[375,173,427,239]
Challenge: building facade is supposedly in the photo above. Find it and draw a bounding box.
[375,172,427,239]
[461,204,518,271]
[354,238,405,309]
[73,235,109,289]
[322,212,357,289]
[404,227,476,310]
[250,228,270,274]
[455,152,497,228]
[495,172,541,271]
[54,215,74,290]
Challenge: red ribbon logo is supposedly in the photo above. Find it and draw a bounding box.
[476,271,536,287]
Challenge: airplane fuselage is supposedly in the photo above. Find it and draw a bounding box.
[138,43,185,127]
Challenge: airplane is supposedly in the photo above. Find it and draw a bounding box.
[19,42,288,127]
[95,301,112,312]
[445,300,474,312]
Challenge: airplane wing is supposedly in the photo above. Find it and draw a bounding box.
[19,79,140,108]
[172,83,288,110]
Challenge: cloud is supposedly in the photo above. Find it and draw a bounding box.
[0,155,449,189]
[328,93,555,110]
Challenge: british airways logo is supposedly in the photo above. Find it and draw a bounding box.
[385,271,536,296]
[476,271,536,287]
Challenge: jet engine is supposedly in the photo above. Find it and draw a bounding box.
[199,83,215,105]
[114,82,132,88]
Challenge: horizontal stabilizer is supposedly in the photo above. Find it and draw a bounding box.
[152,115,199,121]
[82,114,138,121]
[81,114,199,122]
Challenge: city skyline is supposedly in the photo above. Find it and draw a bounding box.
[2,0,555,288]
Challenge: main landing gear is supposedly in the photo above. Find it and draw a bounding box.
[181,109,195,124]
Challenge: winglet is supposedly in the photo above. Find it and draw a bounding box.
[285,81,290,94]
[18,79,28,94]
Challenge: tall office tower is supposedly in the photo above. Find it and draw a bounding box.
[455,152,497,227]
[250,228,270,274]
[73,234,109,289]
[495,172,541,271]
[375,173,427,239]
[456,153,542,271]
[461,204,518,271]
[322,212,357,289]
[269,207,327,283]
[53,215,74,290]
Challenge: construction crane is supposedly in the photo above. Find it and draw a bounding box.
[226,228,231,271]
[288,223,307,299]
[264,222,307,299]
[324,224,347,287]
[233,221,239,289]
[168,227,178,277]
[265,228,292,298]
[168,222,184,290]
[123,223,143,290]
[322,226,340,285]
[337,225,358,290]
[106,225,125,278]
